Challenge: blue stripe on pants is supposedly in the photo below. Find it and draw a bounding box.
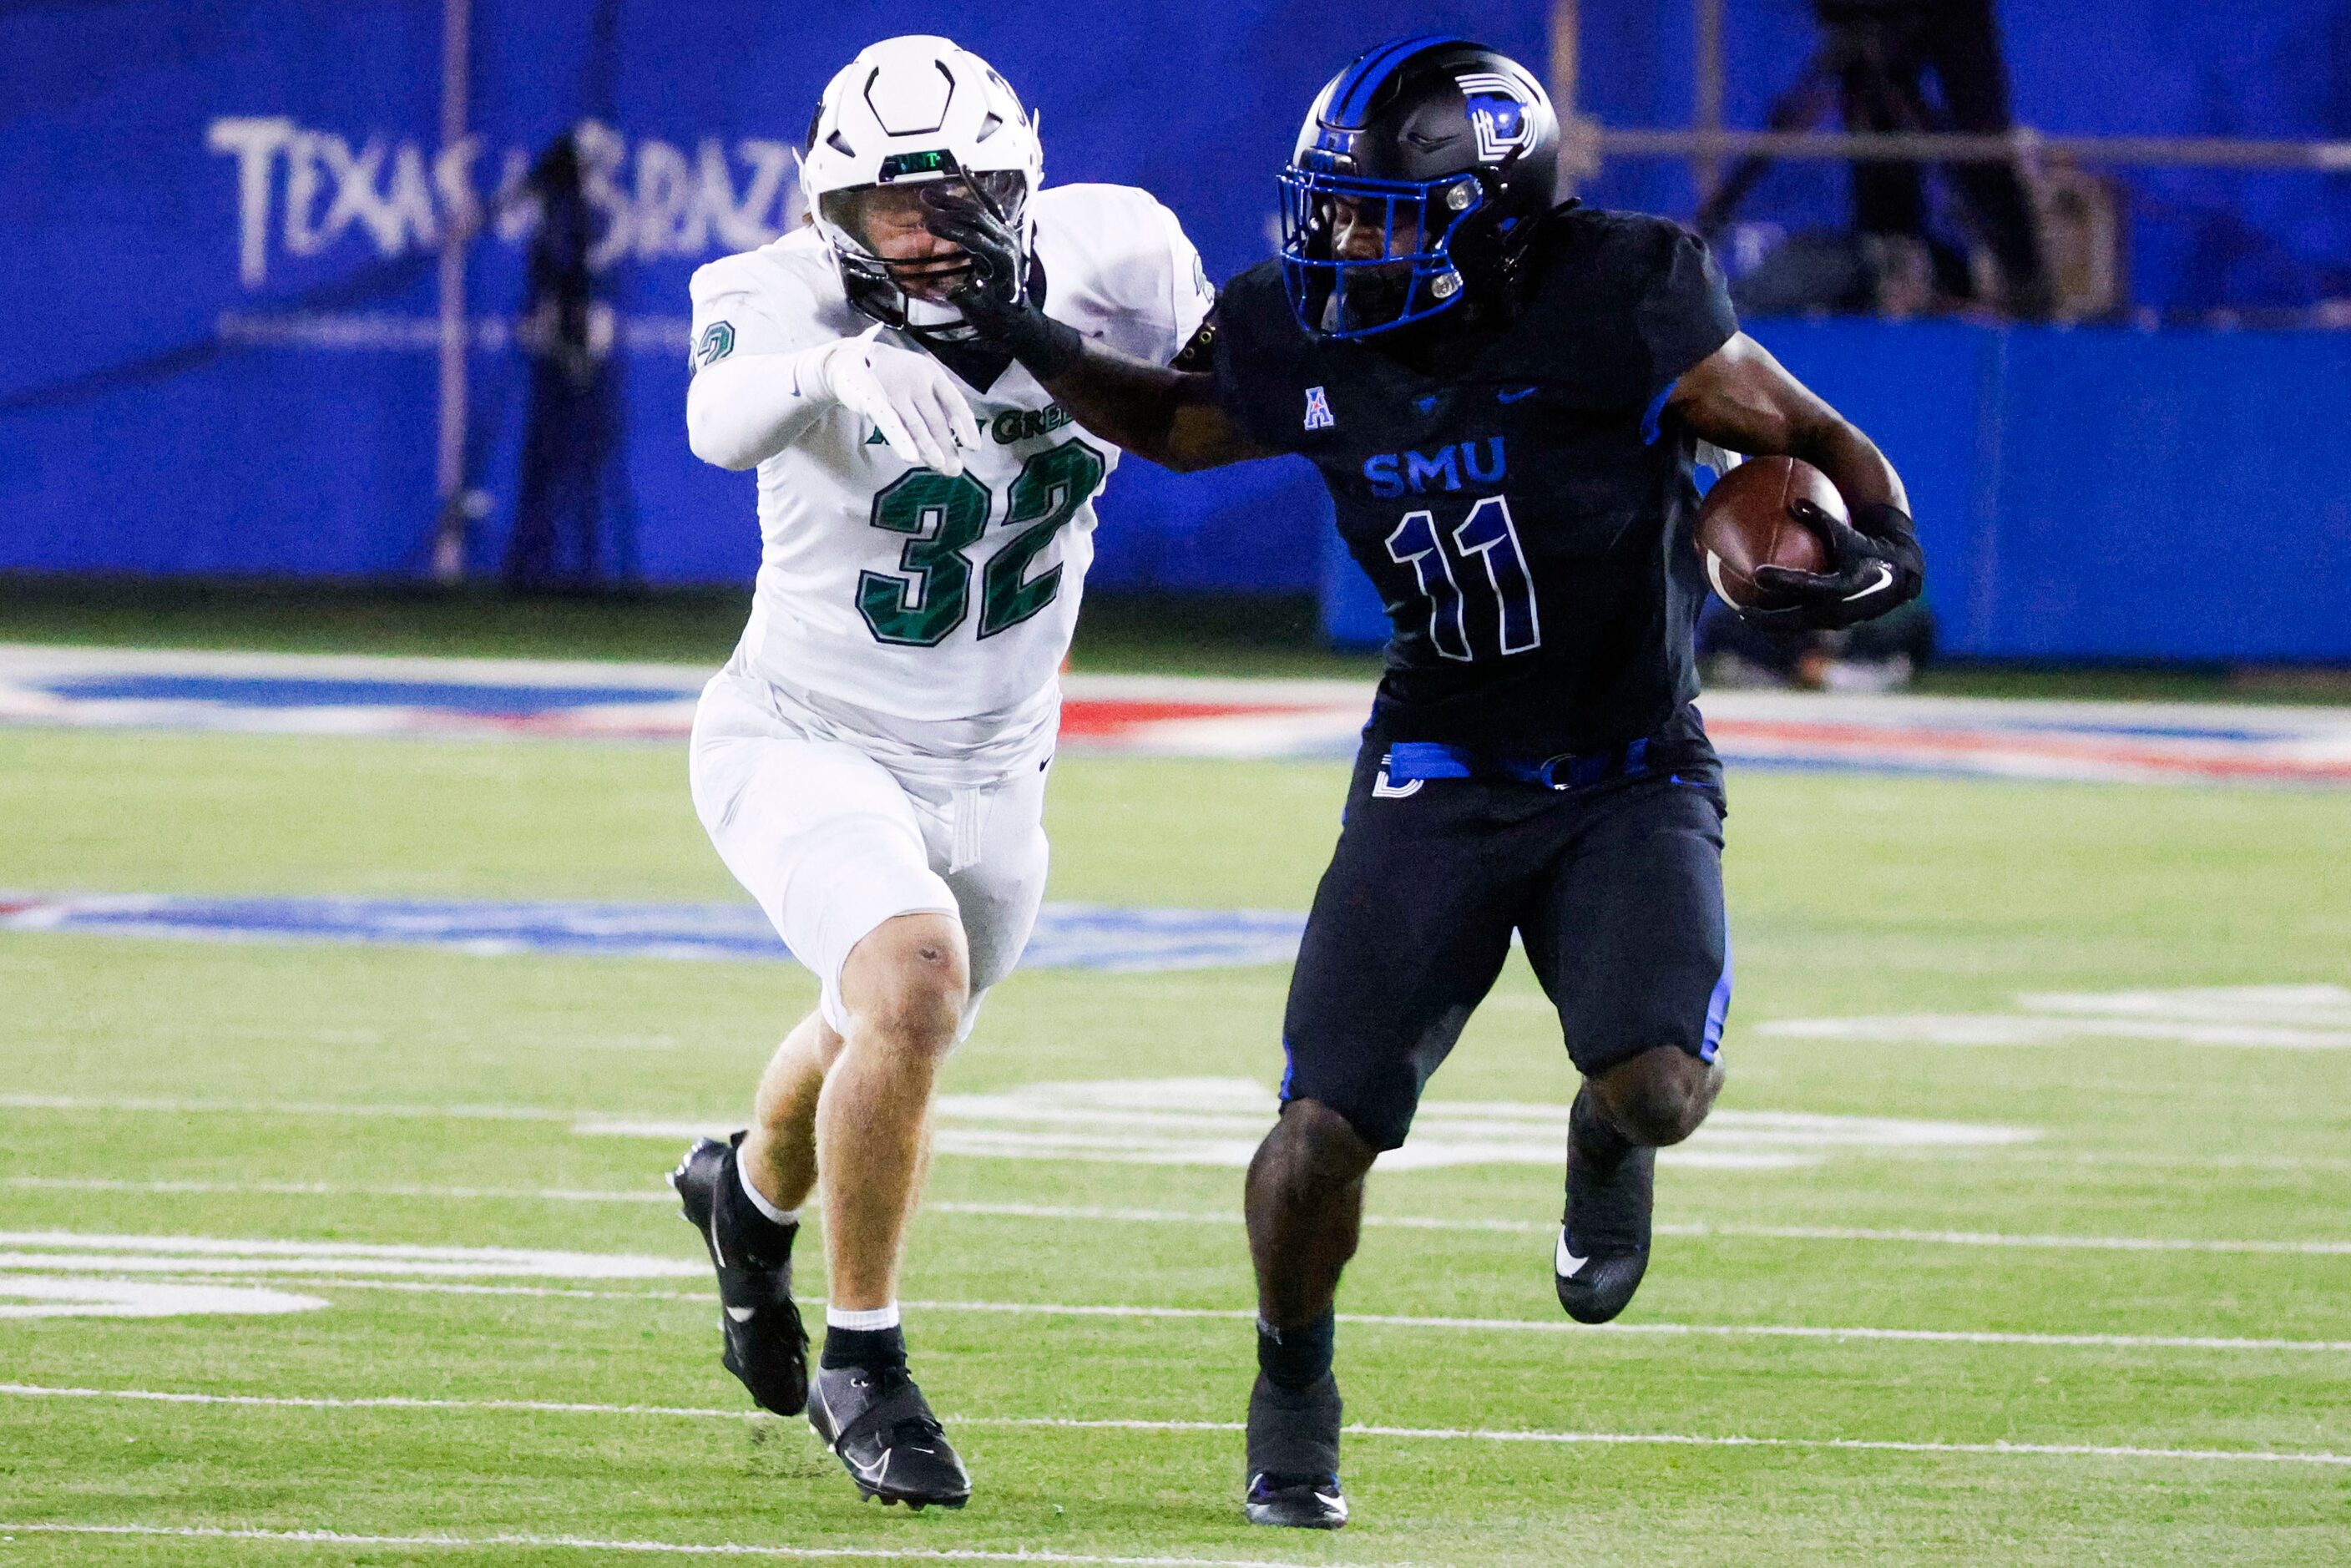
[1700,940,1733,1062]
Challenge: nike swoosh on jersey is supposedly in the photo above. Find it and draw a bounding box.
[1497,385,1540,403]
[1555,1227,1588,1278]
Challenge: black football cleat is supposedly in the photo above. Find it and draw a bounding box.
[1555,1087,1656,1325]
[807,1362,971,1510]
[671,1135,809,1416]
[1243,1373,1347,1529]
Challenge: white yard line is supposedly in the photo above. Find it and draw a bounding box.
[39,1274,2351,1355]
[14,1181,2350,1259]
[2052,1151,2351,1173]
[13,1090,2348,1173]
[147,1274,710,1303]
[4,1176,675,1204]
[936,1202,2351,1257]
[3,1383,2345,1469]
[903,1299,2351,1355]
[13,1089,2347,1166]
[0,1279,326,1319]
[0,1520,1342,1565]
[0,642,719,690]
[1668,1222,2351,1256]
[977,1415,2351,1467]
[0,1092,579,1122]
[0,1232,700,1280]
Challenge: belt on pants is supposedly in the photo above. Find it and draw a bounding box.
[1383,736,1659,792]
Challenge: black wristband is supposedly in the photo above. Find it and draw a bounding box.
[997,309,1084,382]
[1852,500,1916,546]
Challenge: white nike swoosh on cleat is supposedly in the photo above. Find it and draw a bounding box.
[726,1305,755,1323]
[1555,1227,1588,1278]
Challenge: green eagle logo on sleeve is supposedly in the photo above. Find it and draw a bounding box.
[692,321,736,372]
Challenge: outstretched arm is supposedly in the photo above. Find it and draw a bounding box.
[1666,331,1923,627]
[687,339,979,475]
[1014,330,1268,473]
[922,188,1271,473]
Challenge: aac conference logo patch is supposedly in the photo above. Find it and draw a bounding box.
[692,320,736,372]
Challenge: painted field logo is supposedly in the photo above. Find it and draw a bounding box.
[1761,984,2351,1050]
[0,893,1308,973]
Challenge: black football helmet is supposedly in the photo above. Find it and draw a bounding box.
[1280,37,1560,338]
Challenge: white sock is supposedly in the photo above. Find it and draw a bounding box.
[826,1302,901,1332]
[735,1154,798,1228]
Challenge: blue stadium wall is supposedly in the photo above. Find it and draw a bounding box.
[1324,320,2351,660]
[4,0,2349,660]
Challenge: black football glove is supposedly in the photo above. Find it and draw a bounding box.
[918,184,1084,379]
[1747,499,1924,631]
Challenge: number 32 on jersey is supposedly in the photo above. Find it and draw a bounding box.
[857,441,1106,648]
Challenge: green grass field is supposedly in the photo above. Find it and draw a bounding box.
[3,720,2348,1565]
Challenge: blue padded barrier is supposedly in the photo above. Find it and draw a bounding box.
[1323,320,2351,662]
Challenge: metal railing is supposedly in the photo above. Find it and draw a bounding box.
[1585,126,2351,173]
[1545,0,2351,187]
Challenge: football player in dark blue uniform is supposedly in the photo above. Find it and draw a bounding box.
[926,35,1922,1530]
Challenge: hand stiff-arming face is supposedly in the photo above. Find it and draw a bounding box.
[821,173,1027,302]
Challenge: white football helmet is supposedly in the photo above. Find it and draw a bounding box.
[801,36,1044,341]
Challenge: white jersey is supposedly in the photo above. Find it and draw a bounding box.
[686,183,1213,774]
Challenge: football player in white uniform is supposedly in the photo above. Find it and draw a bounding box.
[665,35,1214,1509]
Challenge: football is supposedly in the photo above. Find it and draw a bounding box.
[1693,455,1842,613]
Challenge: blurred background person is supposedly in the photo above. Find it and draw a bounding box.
[1816,0,2051,316]
[504,134,634,591]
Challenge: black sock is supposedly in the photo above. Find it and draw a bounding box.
[1565,1085,1653,1257]
[1256,1308,1336,1392]
[822,1324,908,1372]
[716,1141,797,1267]
[1569,1085,1636,1171]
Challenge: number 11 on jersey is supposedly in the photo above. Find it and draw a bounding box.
[1383,494,1541,663]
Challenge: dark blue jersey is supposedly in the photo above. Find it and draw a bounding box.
[1211,205,1737,756]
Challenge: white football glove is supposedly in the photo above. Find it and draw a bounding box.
[806,336,980,476]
